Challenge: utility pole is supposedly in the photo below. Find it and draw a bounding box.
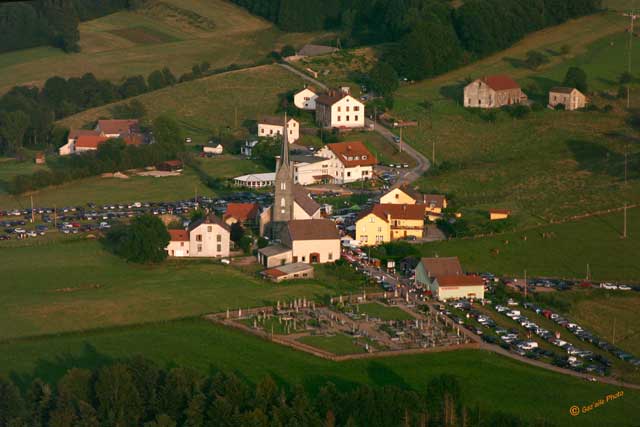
[623,203,628,239]
[432,137,436,167]
[625,146,629,185]
[234,106,238,129]
[586,263,591,281]
[623,8,638,108]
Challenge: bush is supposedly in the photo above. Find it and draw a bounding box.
[280,45,296,57]
[504,104,530,119]
[106,215,170,264]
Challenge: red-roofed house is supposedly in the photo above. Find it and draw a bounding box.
[165,214,231,258]
[463,75,527,108]
[61,119,142,156]
[315,87,365,129]
[316,141,376,184]
[414,256,484,300]
[223,203,260,226]
[489,209,511,220]
[166,229,190,257]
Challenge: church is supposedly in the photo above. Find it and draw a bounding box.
[259,116,322,238]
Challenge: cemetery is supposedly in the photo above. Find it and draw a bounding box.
[208,293,476,360]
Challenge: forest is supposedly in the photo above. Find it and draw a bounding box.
[0,0,131,53]
[0,357,557,427]
[231,0,603,80]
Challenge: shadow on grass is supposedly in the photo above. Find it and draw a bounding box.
[502,56,529,69]
[10,342,114,391]
[366,361,409,389]
[566,139,639,180]
[439,81,467,103]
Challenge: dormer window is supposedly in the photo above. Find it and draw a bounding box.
[362,155,367,160]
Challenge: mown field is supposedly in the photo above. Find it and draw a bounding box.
[59,64,304,145]
[0,318,637,427]
[0,238,368,341]
[0,0,323,94]
[419,207,640,282]
[393,12,640,227]
[0,166,212,208]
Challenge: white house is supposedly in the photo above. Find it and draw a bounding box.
[203,143,224,155]
[258,116,299,143]
[414,257,484,301]
[315,88,365,129]
[293,87,318,110]
[60,119,142,156]
[315,141,376,184]
[291,154,332,186]
[166,214,230,258]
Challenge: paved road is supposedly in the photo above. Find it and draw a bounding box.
[278,62,430,187]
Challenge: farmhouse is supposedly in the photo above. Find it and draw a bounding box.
[548,87,587,110]
[315,141,376,184]
[223,202,260,226]
[166,214,230,258]
[294,86,318,110]
[257,219,340,268]
[60,119,143,155]
[261,262,315,282]
[355,204,426,246]
[415,256,484,300]
[258,116,299,143]
[463,75,527,109]
[203,143,224,155]
[315,88,365,129]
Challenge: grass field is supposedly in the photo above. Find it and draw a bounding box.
[397,19,640,228]
[298,333,367,355]
[0,158,49,195]
[355,302,415,321]
[0,239,362,340]
[195,154,268,178]
[0,318,637,427]
[418,207,640,282]
[0,0,324,94]
[59,64,305,145]
[0,166,212,209]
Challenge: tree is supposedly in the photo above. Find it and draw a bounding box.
[560,44,571,55]
[161,68,176,86]
[0,110,29,155]
[619,72,633,85]
[108,215,170,264]
[563,66,588,92]
[524,50,548,69]
[368,61,398,97]
[95,364,143,427]
[0,376,25,427]
[230,222,245,243]
[144,414,176,427]
[238,235,252,254]
[152,115,184,155]
[281,45,296,57]
[147,70,167,91]
[119,75,148,98]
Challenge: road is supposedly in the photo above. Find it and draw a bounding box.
[278,62,430,187]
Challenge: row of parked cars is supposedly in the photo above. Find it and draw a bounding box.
[520,302,640,368]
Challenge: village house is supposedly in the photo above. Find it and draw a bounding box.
[379,187,447,221]
[203,143,224,155]
[415,256,485,301]
[223,202,260,227]
[165,214,231,258]
[315,141,376,184]
[60,119,143,155]
[548,87,587,110]
[489,209,511,221]
[315,88,365,129]
[291,154,331,186]
[355,204,426,246]
[293,87,318,110]
[258,116,299,143]
[463,75,527,109]
[257,219,340,268]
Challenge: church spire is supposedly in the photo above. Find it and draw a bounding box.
[281,113,289,167]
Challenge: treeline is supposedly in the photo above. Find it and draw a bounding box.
[7,116,184,194]
[231,0,602,80]
[0,358,556,427]
[0,60,218,156]
[0,0,131,53]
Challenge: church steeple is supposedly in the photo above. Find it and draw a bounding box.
[272,113,294,227]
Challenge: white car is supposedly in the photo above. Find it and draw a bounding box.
[600,282,617,290]
[26,231,37,238]
[220,259,231,265]
[618,285,632,291]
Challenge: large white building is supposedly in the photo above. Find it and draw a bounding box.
[166,214,231,258]
[293,87,318,110]
[258,116,299,143]
[316,141,376,184]
[315,88,365,129]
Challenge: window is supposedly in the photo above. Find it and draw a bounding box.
[337,106,341,112]
[269,129,273,134]
[302,256,306,262]
[207,226,212,232]
[216,234,221,242]
[261,128,265,134]
[355,115,358,121]
[328,252,333,260]
[197,244,203,252]
[337,116,341,122]
[346,116,350,121]
[377,227,382,232]
[180,242,184,247]
[217,244,222,252]
[369,217,375,223]
[281,182,286,190]
[354,106,360,111]
[347,171,351,177]
[346,106,350,112]
[281,197,286,207]
[196,234,202,242]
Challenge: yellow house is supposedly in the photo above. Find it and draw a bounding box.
[379,187,447,221]
[356,204,425,246]
[489,209,511,221]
